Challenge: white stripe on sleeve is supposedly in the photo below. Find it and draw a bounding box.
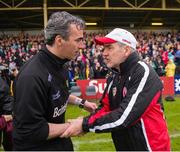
[89,61,149,132]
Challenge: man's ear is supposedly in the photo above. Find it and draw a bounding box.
[55,35,64,46]
[124,46,131,57]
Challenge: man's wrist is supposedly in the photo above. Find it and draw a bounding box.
[74,98,82,105]
[74,98,86,108]
[79,99,86,108]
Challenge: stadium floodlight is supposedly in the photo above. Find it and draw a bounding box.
[85,22,97,26]
[151,22,163,26]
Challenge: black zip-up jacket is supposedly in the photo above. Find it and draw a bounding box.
[82,52,170,151]
[13,48,73,150]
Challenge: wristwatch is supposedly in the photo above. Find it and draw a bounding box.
[79,99,86,108]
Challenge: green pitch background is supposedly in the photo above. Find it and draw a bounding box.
[66,98,180,151]
[1,98,179,151]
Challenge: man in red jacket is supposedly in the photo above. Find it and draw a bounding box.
[61,28,171,151]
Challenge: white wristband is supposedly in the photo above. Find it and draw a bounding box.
[74,98,82,105]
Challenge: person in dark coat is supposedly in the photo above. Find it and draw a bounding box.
[0,76,13,151]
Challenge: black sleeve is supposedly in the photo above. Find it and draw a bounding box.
[0,77,14,114]
[14,74,49,142]
[83,62,162,133]
[0,77,7,108]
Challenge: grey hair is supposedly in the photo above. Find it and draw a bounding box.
[44,11,85,45]
[117,42,136,52]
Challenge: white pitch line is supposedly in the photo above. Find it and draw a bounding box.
[73,133,180,145]
[73,133,180,151]
[170,133,180,138]
[73,139,113,151]
[73,138,112,145]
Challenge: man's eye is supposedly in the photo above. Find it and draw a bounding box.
[75,39,83,42]
[107,46,112,50]
[101,48,104,52]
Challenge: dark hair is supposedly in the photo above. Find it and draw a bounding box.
[44,11,85,46]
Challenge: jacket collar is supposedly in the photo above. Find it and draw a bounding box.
[42,46,70,68]
[120,51,140,75]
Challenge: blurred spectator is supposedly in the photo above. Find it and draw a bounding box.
[175,49,180,65]
[84,59,94,79]
[9,67,19,96]
[165,59,176,77]
[155,56,165,76]
[74,66,81,81]
[93,61,105,79]
[0,31,180,82]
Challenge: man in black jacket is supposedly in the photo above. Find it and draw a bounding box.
[61,28,170,151]
[0,76,13,151]
[13,11,97,151]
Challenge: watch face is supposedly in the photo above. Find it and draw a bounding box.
[79,99,85,108]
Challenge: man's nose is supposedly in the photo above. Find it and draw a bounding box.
[78,41,85,49]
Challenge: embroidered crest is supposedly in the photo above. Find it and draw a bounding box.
[123,87,127,97]
[48,73,52,82]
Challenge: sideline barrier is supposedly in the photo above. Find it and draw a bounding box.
[76,76,176,99]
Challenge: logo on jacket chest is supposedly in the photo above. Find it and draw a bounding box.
[53,103,67,118]
[52,90,61,100]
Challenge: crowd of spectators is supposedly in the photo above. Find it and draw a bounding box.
[0,31,180,86]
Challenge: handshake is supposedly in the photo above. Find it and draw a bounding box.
[60,98,97,138]
[60,117,84,138]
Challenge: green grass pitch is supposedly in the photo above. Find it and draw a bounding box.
[66,98,180,151]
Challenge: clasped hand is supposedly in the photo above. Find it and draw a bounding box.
[83,101,97,113]
[60,117,84,138]
[60,100,97,138]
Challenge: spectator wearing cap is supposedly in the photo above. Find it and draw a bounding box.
[60,28,171,151]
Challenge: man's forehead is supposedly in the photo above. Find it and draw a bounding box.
[69,24,83,35]
[69,24,83,32]
[104,43,116,47]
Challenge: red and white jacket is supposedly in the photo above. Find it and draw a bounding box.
[83,52,170,151]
